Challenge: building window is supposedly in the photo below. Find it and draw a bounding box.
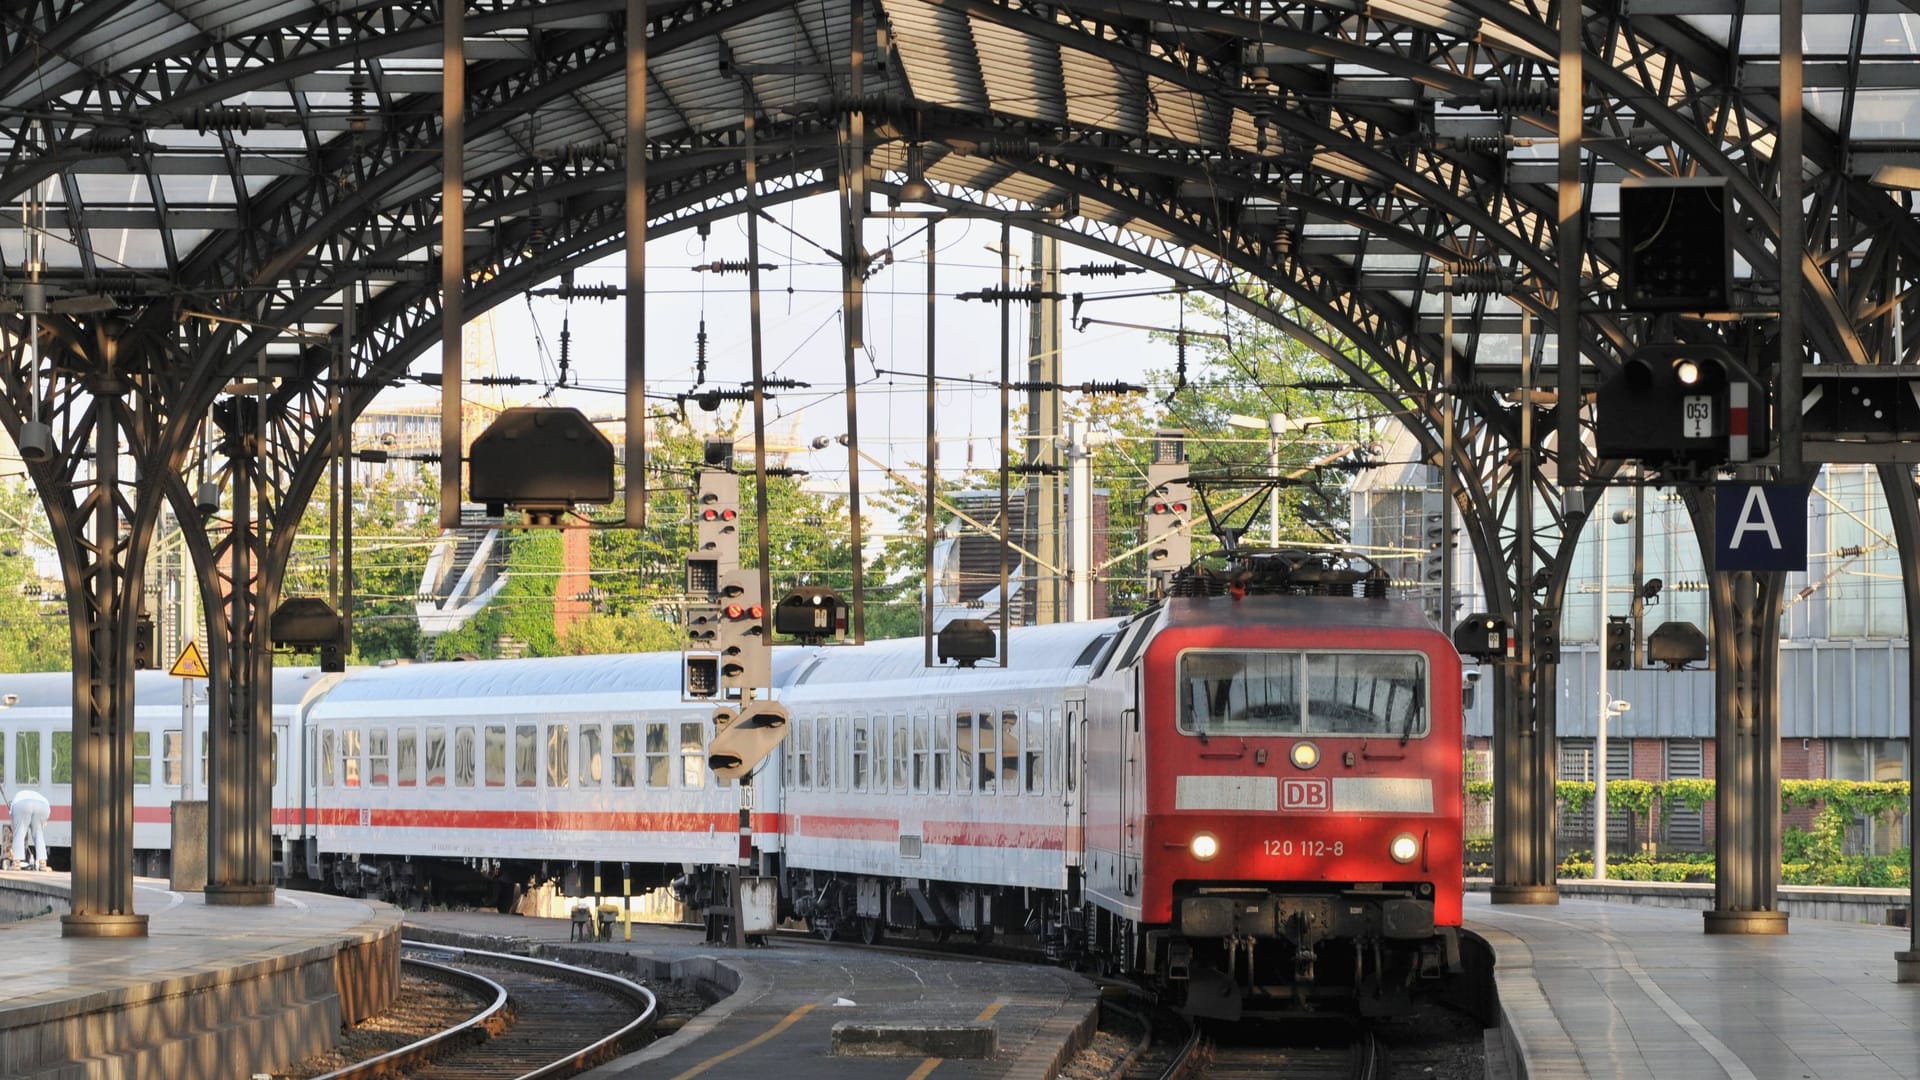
[1829,738,1909,854]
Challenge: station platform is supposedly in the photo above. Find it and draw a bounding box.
[1471,892,1920,1080]
[404,910,1101,1080]
[0,872,400,1080]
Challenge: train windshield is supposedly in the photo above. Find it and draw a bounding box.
[1178,650,1428,738]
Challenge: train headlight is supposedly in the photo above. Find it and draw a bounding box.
[1289,741,1319,769]
[1389,833,1419,864]
[1190,833,1220,861]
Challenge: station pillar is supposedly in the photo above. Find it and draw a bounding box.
[1704,564,1788,935]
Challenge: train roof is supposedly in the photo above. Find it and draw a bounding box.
[791,619,1124,691]
[1158,594,1446,636]
[0,667,328,710]
[310,648,818,713]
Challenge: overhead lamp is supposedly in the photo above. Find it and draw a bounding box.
[896,145,934,204]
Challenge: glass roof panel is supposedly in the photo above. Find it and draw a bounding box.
[72,174,153,205]
[158,174,239,207]
[98,229,170,269]
[1811,88,1920,138]
[1860,14,1920,55]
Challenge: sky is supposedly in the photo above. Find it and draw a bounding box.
[387,191,1188,508]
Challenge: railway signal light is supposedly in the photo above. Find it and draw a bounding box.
[133,613,155,670]
[694,469,740,572]
[1596,343,1764,467]
[708,700,790,780]
[1605,615,1634,671]
[685,655,720,698]
[1619,177,1731,313]
[1453,613,1508,662]
[1533,611,1559,666]
[718,572,769,693]
[773,587,845,644]
[1145,429,1192,584]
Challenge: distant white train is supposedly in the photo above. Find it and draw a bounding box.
[0,667,338,877]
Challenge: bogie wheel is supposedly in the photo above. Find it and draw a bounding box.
[860,917,885,945]
[974,924,995,946]
[815,920,837,942]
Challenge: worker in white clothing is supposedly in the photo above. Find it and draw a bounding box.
[8,788,50,871]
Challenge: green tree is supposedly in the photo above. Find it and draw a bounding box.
[283,466,442,664]
[0,482,68,671]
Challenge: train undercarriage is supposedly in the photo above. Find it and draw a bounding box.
[1157,882,1463,1020]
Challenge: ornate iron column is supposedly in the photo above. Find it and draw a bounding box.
[202,397,276,906]
[1698,483,1789,934]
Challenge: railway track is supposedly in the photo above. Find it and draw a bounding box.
[313,941,656,1080]
[1113,1015,1388,1080]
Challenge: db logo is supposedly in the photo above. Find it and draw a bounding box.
[1280,778,1331,811]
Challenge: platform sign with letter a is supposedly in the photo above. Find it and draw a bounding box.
[169,641,210,679]
[1714,485,1808,573]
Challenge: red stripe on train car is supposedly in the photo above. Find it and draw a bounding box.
[312,807,787,833]
[785,814,899,842]
[922,820,1068,850]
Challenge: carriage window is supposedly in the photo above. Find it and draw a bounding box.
[272,730,282,786]
[955,713,975,794]
[911,713,930,793]
[163,729,183,787]
[795,717,813,788]
[453,727,475,787]
[933,714,951,794]
[515,724,537,788]
[644,722,669,787]
[395,727,418,787]
[1025,710,1045,794]
[368,729,390,786]
[851,717,870,791]
[15,731,40,785]
[818,716,835,791]
[680,722,704,788]
[343,728,362,787]
[1000,711,1022,794]
[892,714,909,791]
[132,731,151,786]
[319,729,336,787]
[425,727,448,786]
[612,723,637,788]
[1178,650,1428,738]
[52,732,72,784]
[485,725,507,787]
[546,725,571,788]
[580,724,604,787]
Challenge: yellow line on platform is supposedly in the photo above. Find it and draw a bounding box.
[671,1002,817,1080]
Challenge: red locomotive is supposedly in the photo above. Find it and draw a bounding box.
[1080,551,1464,1018]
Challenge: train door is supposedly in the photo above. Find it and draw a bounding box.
[1121,680,1142,897]
[1063,697,1084,869]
